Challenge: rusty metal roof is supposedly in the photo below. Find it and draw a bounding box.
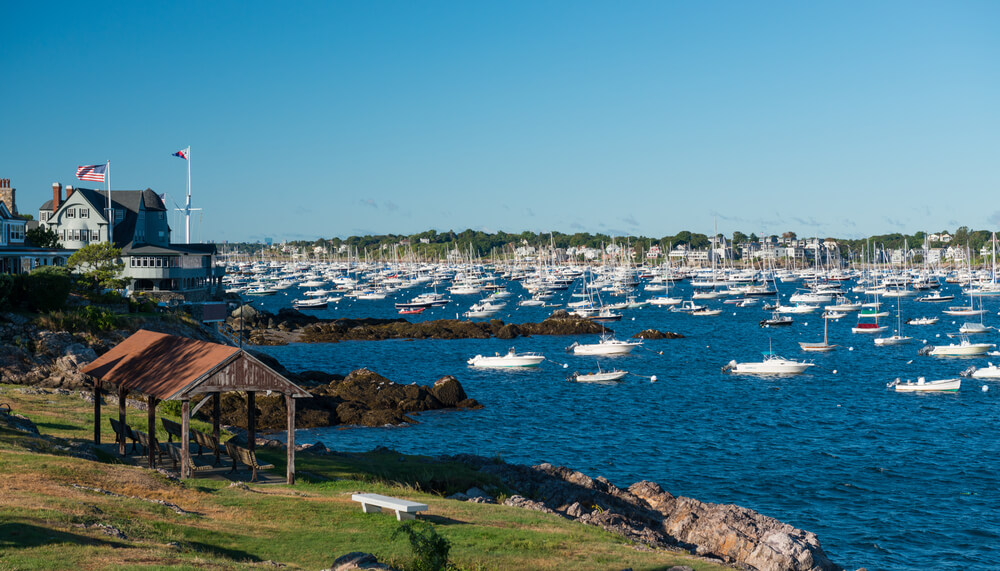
[82,329,309,400]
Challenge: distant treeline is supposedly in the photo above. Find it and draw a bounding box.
[219,226,997,260]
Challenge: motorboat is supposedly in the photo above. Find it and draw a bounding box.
[722,352,814,375]
[760,312,793,327]
[571,367,628,383]
[568,335,642,356]
[888,377,961,392]
[292,297,328,310]
[917,292,954,303]
[775,303,819,314]
[906,317,938,325]
[824,296,862,312]
[467,348,545,368]
[927,336,995,357]
[691,307,723,316]
[971,363,1000,379]
[822,311,846,320]
[588,307,623,322]
[649,296,683,306]
[398,307,426,315]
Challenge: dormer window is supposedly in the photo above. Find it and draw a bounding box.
[66,208,76,218]
[114,209,124,223]
[80,208,89,218]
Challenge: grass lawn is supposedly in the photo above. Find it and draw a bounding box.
[0,383,728,570]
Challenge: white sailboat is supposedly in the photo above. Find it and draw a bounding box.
[800,316,837,352]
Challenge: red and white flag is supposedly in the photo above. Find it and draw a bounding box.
[172,147,190,160]
[76,164,106,182]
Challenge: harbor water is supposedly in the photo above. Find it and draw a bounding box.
[249,280,1000,570]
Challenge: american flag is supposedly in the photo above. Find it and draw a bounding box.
[76,164,106,182]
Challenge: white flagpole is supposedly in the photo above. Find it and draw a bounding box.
[186,146,191,244]
[106,160,113,244]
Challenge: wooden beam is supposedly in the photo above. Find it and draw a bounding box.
[147,397,157,469]
[93,379,101,445]
[181,399,190,479]
[286,394,295,485]
[247,391,256,453]
[118,387,127,456]
[213,392,221,465]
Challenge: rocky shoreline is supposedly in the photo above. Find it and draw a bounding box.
[0,312,479,430]
[224,305,619,345]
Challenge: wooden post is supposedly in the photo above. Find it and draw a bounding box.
[212,392,221,465]
[181,399,190,479]
[247,391,256,453]
[93,380,101,445]
[286,394,295,485]
[147,396,157,469]
[118,387,127,456]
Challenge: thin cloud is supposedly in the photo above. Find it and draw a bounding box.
[570,222,585,230]
[988,211,1000,226]
[384,201,399,212]
[883,217,906,229]
[525,208,535,217]
[360,199,377,208]
[622,214,639,227]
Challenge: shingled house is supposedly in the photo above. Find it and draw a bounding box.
[0,178,71,273]
[40,183,224,300]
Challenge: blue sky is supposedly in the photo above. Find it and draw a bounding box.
[3,1,998,243]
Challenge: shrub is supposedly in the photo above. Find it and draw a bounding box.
[0,273,16,310]
[392,521,453,571]
[24,266,71,311]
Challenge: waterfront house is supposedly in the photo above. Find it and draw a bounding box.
[39,183,224,300]
[0,178,71,273]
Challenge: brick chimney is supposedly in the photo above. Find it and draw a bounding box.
[52,182,62,212]
[0,178,14,215]
[65,185,74,199]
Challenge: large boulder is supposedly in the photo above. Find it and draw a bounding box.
[431,375,467,406]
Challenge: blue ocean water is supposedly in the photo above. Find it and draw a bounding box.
[249,281,1000,571]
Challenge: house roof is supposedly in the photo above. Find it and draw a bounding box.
[122,242,217,256]
[81,329,310,400]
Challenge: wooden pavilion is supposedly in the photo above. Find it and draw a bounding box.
[81,329,311,484]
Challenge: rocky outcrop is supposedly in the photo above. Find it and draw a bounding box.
[324,552,399,571]
[215,368,481,430]
[224,305,608,345]
[444,455,841,571]
[632,329,685,339]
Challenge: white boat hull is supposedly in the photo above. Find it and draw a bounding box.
[893,378,961,392]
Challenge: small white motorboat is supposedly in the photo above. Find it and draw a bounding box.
[691,307,723,316]
[874,334,913,346]
[888,377,961,392]
[292,297,328,310]
[906,317,938,325]
[927,336,995,357]
[722,352,814,375]
[571,368,628,383]
[467,348,545,368]
[568,335,642,356]
[971,363,1000,379]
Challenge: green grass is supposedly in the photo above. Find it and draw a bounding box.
[0,384,729,570]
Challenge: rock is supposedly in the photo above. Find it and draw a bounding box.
[431,376,467,406]
[326,552,399,571]
[632,329,685,339]
[465,487,495,503]
[503,494,557,514]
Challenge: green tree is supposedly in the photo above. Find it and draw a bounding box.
[26,226,61,249]
[24,266,71,311]
[68,242,127,291]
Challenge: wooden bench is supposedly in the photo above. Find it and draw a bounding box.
[351,493,428,521]
[108,418,138,453]
[133,430,168,462]
[161,418,187,444]
[191,429,223,465]
[163,443,214,473]
[225,441,274,482]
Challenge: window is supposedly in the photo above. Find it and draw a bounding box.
[40,212,48,222]
[91,230,100,241]
[79,208,89,218]
[66,208,76,218]
[114,209,124,223]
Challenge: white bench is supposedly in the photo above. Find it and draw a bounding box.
[351,493,428,521]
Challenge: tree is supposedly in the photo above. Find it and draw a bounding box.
[23,266,71,311]
[67,242,128,291]
[26,226,61,249]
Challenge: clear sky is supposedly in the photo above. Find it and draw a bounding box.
[3,1,998,243]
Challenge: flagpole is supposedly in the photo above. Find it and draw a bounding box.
[107,160,113,245]
[186,147,191,244]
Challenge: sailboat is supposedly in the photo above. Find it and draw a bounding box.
[852,293,888,334]
[874,298,912,346]
[799,315,837,352]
